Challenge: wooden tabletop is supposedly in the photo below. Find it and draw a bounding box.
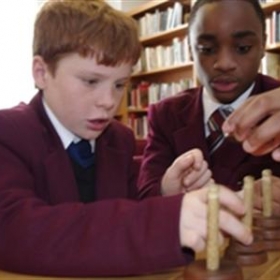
[0,251,280,279]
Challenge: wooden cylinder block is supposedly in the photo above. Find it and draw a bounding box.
[183,260,243,280]
[254,215,280,229]
[224,229,267,266]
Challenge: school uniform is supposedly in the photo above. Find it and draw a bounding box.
[0,92,191,276]
[138,74,280,197]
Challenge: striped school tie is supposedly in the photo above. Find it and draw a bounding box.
[207,106,233,155]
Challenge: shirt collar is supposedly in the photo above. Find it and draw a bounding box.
[202,82,255,125]
[42,99,95,152]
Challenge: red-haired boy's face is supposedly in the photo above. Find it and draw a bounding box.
[33,53,132,140]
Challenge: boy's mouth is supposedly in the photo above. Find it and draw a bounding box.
[210,77,238,93]
[87,118,110,131]
[211,81,238,93]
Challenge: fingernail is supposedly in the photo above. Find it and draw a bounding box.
[243,141,254,153]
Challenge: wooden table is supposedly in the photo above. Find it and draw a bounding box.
[0,251,280,279]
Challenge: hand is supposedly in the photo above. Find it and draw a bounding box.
[179,186,253,252]
[161,148,212,196]
[253,175,280,216]
[222,89,280,161]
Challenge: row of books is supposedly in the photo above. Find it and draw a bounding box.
[261,52,280,79]
[266,12,280,45]
[129,52,280,111]
[133,36,191,73]
[127,59,280,139]
[137,2,184,38]
[130,52,280,111]
[128,79,194,109]
[127,114,148,139]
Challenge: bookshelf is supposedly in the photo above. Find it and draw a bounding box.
[117,0,280,140]
[261,1,280,79]
[261,1,280,15]
[116,0,193,139]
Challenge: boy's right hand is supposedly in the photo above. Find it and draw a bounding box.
[222,89,280,162]
[179,186,253,252]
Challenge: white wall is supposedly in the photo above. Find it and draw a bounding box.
[0,0,148,109]
[106,0,149,11]
[106,0,121,10]
[0,0,38,109]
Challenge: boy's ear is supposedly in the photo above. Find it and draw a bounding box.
[32,56,48,89]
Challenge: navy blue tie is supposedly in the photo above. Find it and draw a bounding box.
[67,140,94,168]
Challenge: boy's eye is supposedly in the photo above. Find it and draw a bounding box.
[115,83,127,90]
[86,79,98,85]
[236,45,251,54]
[196,44,215,55]
[81,77,98,85]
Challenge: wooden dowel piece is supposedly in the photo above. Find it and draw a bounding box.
[242,176,254,231]
[262,169,272,218]
[206,183,220,271]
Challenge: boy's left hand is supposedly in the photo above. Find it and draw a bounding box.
[161,148,212,196]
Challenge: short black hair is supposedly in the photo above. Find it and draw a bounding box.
[189,0,265,37]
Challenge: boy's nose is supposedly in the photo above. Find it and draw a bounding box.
[213,49,237,72]
[96,89,115,110]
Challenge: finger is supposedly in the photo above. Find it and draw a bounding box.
[182,161,209,187]
[222,98,261,140]
[190,148,204,170]
[219,186,253,244]
[242,113,280,155]
[223,94,280,142]
[244,139,280,156]
[180,195,208,250]
[219,210,252,245]
[169,153,196,179]
[218,186,246,216]
[236,189,244,199]
[186,169,212,192]
[184,230,206,252]
[197,185,246,217]
[185,231,225,252]
[272,148,280,162]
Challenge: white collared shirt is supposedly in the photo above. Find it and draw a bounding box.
[203,83,255,137]
[42,99,95,152]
